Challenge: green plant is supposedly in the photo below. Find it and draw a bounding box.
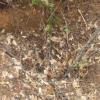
[31,0,61,34]
[32,0,53,7]
[77,59,89,69]
[45,14,60,33]
[32,0,41,5]
[64,26,70,33]
[44,24,53,33]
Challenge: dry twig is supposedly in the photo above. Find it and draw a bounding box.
[69,27,100,69]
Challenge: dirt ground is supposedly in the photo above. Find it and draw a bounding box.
[0,0,100,100]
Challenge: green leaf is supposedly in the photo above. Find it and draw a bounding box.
[64,27,70,33]
[45,24,53,33]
